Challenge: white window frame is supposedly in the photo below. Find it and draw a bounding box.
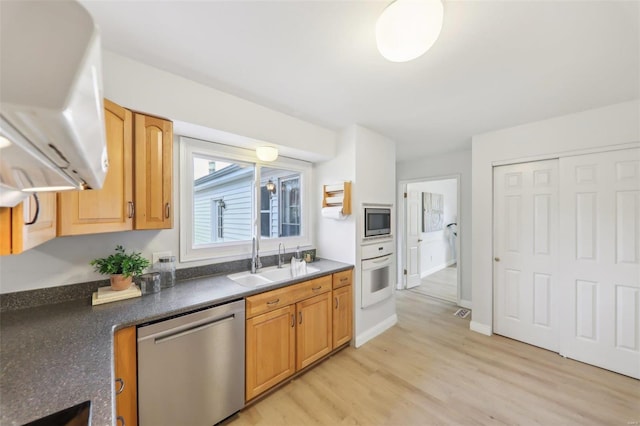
[180,136,313,263]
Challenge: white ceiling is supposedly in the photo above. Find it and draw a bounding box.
[80,0,639,162]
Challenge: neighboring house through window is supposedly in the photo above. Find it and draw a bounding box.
[211,199,225,241]
[180,137,311,262]
[279,176,300,237]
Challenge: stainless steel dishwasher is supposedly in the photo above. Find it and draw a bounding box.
[137,299,245,426]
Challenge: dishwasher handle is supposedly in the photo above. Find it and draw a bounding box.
[153,314,235,345]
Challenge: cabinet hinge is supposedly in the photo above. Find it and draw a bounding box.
[403,269,407,275]
[404,192,407,198]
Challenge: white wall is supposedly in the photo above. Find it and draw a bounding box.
[314,126,357,265]
[354,126,397,345]
[397,150,472,304]
[471,99,640,335]
[315,124,397,347]
[0,52,339,294]
[407,179,457,276]
[102,51,336,162]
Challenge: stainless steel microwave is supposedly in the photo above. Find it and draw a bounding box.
[364,207,391,238]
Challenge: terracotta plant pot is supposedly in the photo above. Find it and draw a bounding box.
[110,274,133,291]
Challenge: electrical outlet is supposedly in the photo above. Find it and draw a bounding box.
[152,251,172,264]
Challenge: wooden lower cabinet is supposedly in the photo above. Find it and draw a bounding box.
[245,269,353,402]
[245,305,296,401]
[114,326,137,426]
[296,292,332,370]
[332,284,353,348]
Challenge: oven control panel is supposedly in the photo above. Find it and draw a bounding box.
[361,240,394,260]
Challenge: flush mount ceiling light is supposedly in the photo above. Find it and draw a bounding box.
[376,0,444,63]
[256,146,278,162]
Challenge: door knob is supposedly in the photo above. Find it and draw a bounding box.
[494,257,500,262]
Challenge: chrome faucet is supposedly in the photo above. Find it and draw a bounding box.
[278,243,286,268]
[251,237,262,274]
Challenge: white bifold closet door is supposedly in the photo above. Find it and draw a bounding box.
[493,159,559,352]
[558,148,639,379]
[493,148,640,379]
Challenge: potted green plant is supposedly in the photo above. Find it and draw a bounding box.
[90,245,151,291]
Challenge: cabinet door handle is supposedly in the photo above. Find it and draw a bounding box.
[115,378,125,394]
[266,299,280,306]
[312,286,322,291]
[291,313,295,327]
[165,202,170,219]
[117,415,125,426]
[340,277,348,282]
[335,297,339,309]
[128,201,134,219]
[299,311,303,324]
[24,193,40,225]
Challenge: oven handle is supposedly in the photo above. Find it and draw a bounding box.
[362,254,393,270]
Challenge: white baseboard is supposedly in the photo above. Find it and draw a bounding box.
[470,321,492,336]
[458,299,472,309]
[354,314,398,348]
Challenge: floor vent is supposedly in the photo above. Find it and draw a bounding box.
[453,308,470,319]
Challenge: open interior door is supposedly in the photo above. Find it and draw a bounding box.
[405,189,422,288]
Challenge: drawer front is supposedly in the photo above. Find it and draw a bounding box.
[297,275,332,300]
[333,269,353,289]
[246,285,298,319]
[245,274,334,318]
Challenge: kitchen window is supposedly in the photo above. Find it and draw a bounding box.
[180,137,312,262]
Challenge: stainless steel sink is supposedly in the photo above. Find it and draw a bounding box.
[227,265,320,287]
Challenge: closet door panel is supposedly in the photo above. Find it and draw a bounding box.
[559,147,639,379]
[493,159,559,352]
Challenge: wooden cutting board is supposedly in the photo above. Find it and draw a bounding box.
[92,285,142,306]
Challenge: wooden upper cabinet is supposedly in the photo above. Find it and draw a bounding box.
[57,101,173,236]
[0,208,11,255]
[0,192,57,255]
[57,99,133,235]
[134,113,173,230]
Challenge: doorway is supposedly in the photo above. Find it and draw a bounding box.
[399,176,460,305]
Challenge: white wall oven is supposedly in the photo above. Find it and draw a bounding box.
[361,240,394,308]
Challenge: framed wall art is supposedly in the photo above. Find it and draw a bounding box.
[422,192,444,232]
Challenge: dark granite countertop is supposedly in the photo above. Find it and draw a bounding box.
[0,259,352,426]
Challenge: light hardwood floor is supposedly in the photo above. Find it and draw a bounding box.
[409,265,457,303]
[228,291,640,425]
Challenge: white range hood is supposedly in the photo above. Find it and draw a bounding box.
[0,0,108,207]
